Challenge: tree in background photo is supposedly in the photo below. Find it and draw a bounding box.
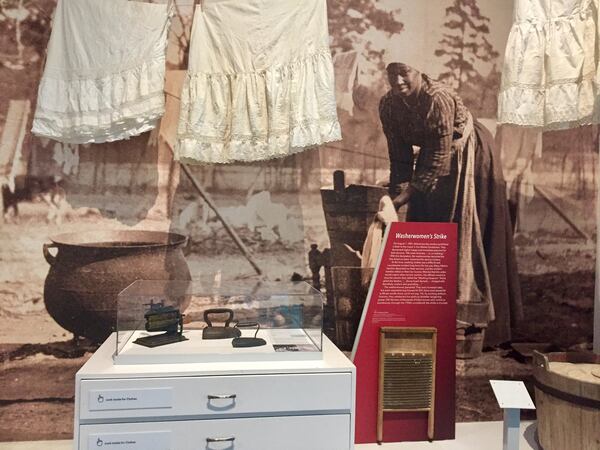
[435,0,500,117]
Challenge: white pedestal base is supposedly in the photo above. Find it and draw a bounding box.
[74,333,355,450]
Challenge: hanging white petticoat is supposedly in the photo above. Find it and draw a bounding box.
[498,0,600,130]
[176,0,342,163]
[32,0,171,144]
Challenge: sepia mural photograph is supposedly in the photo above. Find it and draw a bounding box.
[0,0,596,441]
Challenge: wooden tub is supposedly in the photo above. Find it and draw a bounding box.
[533,351,600,450]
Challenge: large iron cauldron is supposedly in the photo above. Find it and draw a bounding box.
[43,230,191,343]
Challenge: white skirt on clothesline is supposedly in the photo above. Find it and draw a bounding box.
[32,0,171,144]
[176,0,342,163]
[498,0,600,130]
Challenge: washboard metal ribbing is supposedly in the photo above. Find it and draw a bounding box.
[378,327,437,442]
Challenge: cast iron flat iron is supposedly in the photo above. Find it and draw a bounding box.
[202,308,242,339]
[232,322,266,348]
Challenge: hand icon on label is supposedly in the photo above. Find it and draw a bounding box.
[97,394,104,403]
[96,438,104,447]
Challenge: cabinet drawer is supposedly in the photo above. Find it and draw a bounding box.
[79,414,351,450]
[79,372,352,420]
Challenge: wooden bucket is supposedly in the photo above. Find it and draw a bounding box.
[455,301,489,359]
[533,352,600,450]
[455,328,485,359]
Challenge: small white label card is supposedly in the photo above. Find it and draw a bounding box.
[489,380,535,410]
[88,431,171,450]
[89,388,173,411]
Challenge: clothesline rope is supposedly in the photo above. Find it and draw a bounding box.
[130,0,200,5]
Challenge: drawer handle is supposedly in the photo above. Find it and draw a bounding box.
[207,394,237,400]
[207,436,235,443]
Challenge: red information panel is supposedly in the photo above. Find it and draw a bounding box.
[351,222,457,443]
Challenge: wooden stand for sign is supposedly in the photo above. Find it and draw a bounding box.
[377,327,438,442]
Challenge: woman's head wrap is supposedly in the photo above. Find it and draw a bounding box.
[386,62,424,76]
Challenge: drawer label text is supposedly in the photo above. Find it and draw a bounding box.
[88,431,171,449]
[88,388,173,411]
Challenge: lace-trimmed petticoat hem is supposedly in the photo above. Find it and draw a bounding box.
[176,0,341,163]
[32,0,172,144]
[497,0,600,130]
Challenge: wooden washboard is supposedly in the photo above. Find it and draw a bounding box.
[378,327,437,442]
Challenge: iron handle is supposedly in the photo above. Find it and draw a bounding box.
[204,308,235,327]
[207,394,237,400]
[43,243,58,266]
[206,436,235,443]
[533,350,549,370]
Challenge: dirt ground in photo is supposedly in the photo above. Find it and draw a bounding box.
[0,190,595,441]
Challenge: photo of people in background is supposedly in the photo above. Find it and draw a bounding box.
[0,0,596,440]
[379,61,521,347]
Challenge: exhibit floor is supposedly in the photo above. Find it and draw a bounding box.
[0,421,540,450]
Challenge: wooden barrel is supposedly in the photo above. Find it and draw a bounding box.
[320,171,386,267]
[533,352,600,450]
[331,266,373,351]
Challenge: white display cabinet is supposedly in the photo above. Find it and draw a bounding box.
[74,280,355,450]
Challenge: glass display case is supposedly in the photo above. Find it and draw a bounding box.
[114,279,324,364]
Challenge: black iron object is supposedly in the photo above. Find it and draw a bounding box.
[133,300,187,348]
[232,322,266,348]
[202,308,242,339]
